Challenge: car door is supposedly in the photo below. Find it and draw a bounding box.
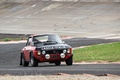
[23,37,32,61]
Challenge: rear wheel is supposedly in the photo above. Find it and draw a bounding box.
[55,61,61,66]
[30,53,38,67]
[66,56,73,65]
[21,53,29,67]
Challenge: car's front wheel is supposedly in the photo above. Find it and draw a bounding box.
[20,53,29,67]
[65,56,73,65]
[30,53,38,67]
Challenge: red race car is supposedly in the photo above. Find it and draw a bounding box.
[20,34,73,67]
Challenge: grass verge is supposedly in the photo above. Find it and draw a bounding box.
[0,38,27,42]
[73,42,120,62]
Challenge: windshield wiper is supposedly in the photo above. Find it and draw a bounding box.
[47,41,58,43]
[43,41,58,45]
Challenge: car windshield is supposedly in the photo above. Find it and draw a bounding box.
[33,34,63,45]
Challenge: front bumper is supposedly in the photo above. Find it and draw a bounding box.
[35,53,73,62]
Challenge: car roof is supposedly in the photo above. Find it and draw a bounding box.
[29,34,57,38]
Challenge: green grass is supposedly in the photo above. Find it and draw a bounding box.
[0,38,26,42]
[73,42,120,62]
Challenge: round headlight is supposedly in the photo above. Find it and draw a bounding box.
[67,49,70,53]
[37,51,41,55]
[63,49,66,53]
[45,54,50,59]
[60,53,65,58]
[42,51,46,55]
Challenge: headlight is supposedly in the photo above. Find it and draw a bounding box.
[42,51,46,55]
[67,48,71,53]
[63,49,67,53]
[60,53,65,58]
[45,54,50,59]
[37,51,41,55]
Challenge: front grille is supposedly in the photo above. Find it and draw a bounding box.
[51,55,59,58]
[46,50,63,54]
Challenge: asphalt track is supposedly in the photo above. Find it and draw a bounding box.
[0,38,120,75]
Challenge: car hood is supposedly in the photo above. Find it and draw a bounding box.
[36,44,71,51]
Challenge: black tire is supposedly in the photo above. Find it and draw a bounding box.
[21,53,29,67]
[66,56,73,65]
[20,53,23,65]
[30,53,38,67]
[55,61,61,66]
